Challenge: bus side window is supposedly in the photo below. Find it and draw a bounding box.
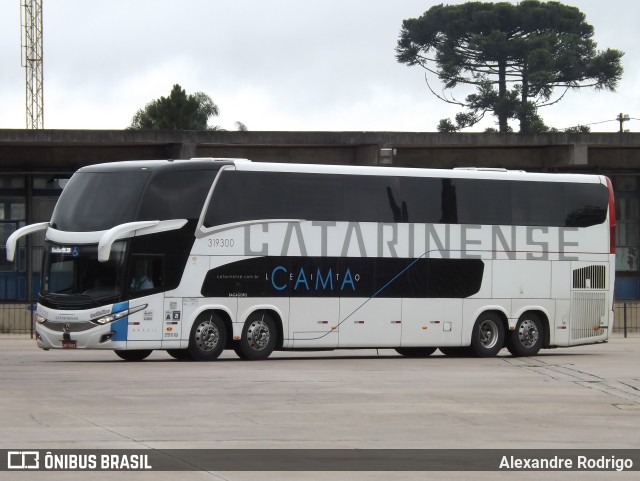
[130,256,163,291]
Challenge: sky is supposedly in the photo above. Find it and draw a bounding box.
[0,0,638,133]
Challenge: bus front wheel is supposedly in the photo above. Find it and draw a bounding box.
[166,349,193,360]
[395,347,437,358]
[506,313,544,357]
[470,312,505,357]
[236,311,277,360]
[188,312,227,361]
[114,349,152,361]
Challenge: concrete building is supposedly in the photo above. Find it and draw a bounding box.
[1,129,639,332]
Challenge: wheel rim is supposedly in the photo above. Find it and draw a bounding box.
[195,319,220,352]
[246,319,270,351]
[479,319,499,349]
[518,319,539,348]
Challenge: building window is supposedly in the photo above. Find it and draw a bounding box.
[612,175,640,299]
[0,175,64,301]
[0,187,27,300]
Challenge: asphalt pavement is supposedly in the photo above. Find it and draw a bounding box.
[1,334,638,481]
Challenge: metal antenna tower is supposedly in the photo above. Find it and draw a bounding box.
[20,0,44,129]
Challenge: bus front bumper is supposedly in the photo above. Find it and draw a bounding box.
[35,321,126,350]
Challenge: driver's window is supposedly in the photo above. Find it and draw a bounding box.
[129,255,162,292]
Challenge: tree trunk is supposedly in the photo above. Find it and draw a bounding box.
[498,60,508,133]
[519,65,530,134]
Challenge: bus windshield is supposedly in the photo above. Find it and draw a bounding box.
[50,171,150,232]
[50,166,222,232]
[41,241,127,308]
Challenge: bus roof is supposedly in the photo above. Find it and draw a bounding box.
[77,158,240,173]
[78,158,604,184]
[232,160,604,184]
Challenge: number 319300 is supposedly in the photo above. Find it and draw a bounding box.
[208,238,234,248]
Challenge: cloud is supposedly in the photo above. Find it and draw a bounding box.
[0,0,638,132]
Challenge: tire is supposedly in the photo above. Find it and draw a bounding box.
[506,313,545,357]
[236,311,277,360]
[188,312,227,361]
[166,349,193,360]
[232,342,249,360]
[470,312,505,357]
[114,349,152,361]
[438,346,474,357]
[395,347,437,357]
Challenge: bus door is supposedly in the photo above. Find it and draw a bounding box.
[125,294,164,343]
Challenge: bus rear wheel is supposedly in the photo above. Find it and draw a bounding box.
[232,342,249,360]
[470,312,505,357]
[114,349,152,361]
[395,347,437,357]
[506,313,544,357]
[438,346,474,357]
[236,311,277,360]
[188,312,227,361]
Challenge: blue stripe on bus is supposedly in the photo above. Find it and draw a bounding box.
[110,301,129,342]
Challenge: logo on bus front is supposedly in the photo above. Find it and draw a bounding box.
[49,246,80,256]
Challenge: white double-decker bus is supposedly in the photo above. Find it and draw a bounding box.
[6,158,615,361]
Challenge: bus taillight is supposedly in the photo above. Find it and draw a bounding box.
[605,176,616,254]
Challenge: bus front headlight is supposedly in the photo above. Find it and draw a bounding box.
[92,304,147,325]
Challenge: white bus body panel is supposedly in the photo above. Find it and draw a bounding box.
[492,260,551,299]
[289,297,338,348]
[401,298,463,347]
[338,298,401,347]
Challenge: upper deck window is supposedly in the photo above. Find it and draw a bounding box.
[51,171,149,231]
[204,170,608,229]
[50,167,218,232]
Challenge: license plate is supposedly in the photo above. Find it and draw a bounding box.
[61,340,77,349]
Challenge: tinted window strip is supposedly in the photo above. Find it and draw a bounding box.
[204,171,608,229]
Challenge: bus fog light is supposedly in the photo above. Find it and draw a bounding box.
[35,314,46,324]
[100,333,114,343]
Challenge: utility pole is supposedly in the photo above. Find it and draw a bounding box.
[617,112,630,133]
[21,0,44,129]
